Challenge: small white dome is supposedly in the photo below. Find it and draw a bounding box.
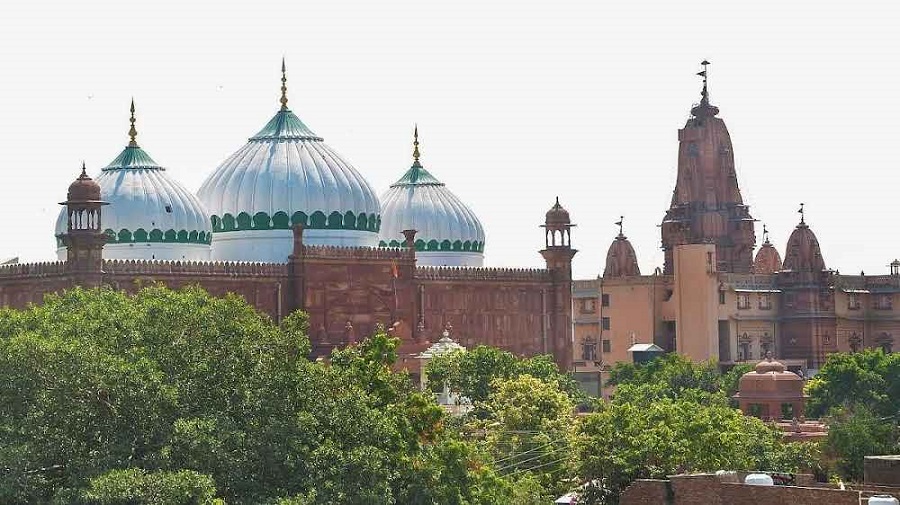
[379,132,484,267]
[55,110,211,261]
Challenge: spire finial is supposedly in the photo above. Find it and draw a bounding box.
[80,160,87,178]
[280,58,289,111]
[128,99,139,147]
[412,124,420,164]
[763,223,770,244]
[615,216,624,237]
[798,203,805,225]
[697,59,710,105]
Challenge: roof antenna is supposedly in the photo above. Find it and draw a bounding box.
[128,99,139,147]
[280,57,289,111]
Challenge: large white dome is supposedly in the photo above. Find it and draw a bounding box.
[55,107,211,261]
[379,131,485,267]
[197,71,380,262]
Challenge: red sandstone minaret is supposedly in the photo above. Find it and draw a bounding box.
[58,163,108,279]
[661,61,756,274]
[540,197,576,367]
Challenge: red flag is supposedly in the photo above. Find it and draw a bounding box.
[391,262,399,278]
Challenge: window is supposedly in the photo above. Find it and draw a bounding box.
[758,293,772,310]
[875,294,893,310]
[737,293,751,310]
[601,317,610,330]
[601,294,610,307]
[848,293,861,310]
[581,339,597,362]
[581,298,597,314]
[719,291,726,305]
[602,340,611,353]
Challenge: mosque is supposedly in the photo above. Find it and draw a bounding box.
[1,61,896,383]
[4,62,575,371]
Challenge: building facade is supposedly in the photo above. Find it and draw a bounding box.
[573,70,900,393]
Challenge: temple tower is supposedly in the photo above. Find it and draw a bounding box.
[661,61,755,274]
[58,163,108,280]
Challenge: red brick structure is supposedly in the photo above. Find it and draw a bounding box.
[734,355,807,420]
[0,170,575,368]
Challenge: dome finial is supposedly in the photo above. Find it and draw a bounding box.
[615,215,624,237]
[80,160,87,178]
[798,202,805,225]
[412,124,421,164]
[763,223,770,244]
[128,99,139,148]
[280,57,289,111]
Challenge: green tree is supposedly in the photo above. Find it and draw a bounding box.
[425,346,582,410]
[573,398,815,504]
[807,350,900,418]
[0,286,495,504]
[53,469,221,505]
[824,406,898,482]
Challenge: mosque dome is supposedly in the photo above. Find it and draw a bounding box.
[378,128,485,267]
[753,226,783,274]
[782,208,825,273]
[55,102,211,261]
[603,219,640,278]
[197,62,381,262]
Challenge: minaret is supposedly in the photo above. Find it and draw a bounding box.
[58,163,108,277]
[540,197,576,368]
[661,61,755,274]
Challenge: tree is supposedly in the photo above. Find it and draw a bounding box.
[824,406,898,482]
[573,399,816,505]
[0,286,496,504]
[424,346,582,410]
[806,350,900,418]
[52,469,221,505]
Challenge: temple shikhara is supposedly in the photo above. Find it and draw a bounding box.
[1,61,897,385]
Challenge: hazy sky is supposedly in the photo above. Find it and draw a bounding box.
[1,0,898,279]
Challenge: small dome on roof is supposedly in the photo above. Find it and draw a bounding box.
[379,127,485,267]
[67,163,101,202]
[603,220,640,278]
[782,210,825,272]
[55,102,212,261]
[545,197,570,225]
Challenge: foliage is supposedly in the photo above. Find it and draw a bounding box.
[824,406,898,482]
[806,349,900,418]
[479,375,575,496]
[52,469,221,505]
[573,398,816,504]
[0,286,491,504]
[424,346,583,410]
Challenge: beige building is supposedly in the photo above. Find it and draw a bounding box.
[572,69,900,396]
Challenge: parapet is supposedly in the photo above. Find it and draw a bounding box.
[0,261,67,278]
[102,259,288,277]
[302,245,415,262]
[416,266,552,283]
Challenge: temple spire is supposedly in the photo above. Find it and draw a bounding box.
[280,58,289,111]
[128,99,139,147]
[412,124,421,165]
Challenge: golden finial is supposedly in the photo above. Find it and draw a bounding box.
[280,58,289,111]
[128,99,138,147]
[412,124,420,164]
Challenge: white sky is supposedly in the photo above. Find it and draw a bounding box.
[1,0,898,279]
